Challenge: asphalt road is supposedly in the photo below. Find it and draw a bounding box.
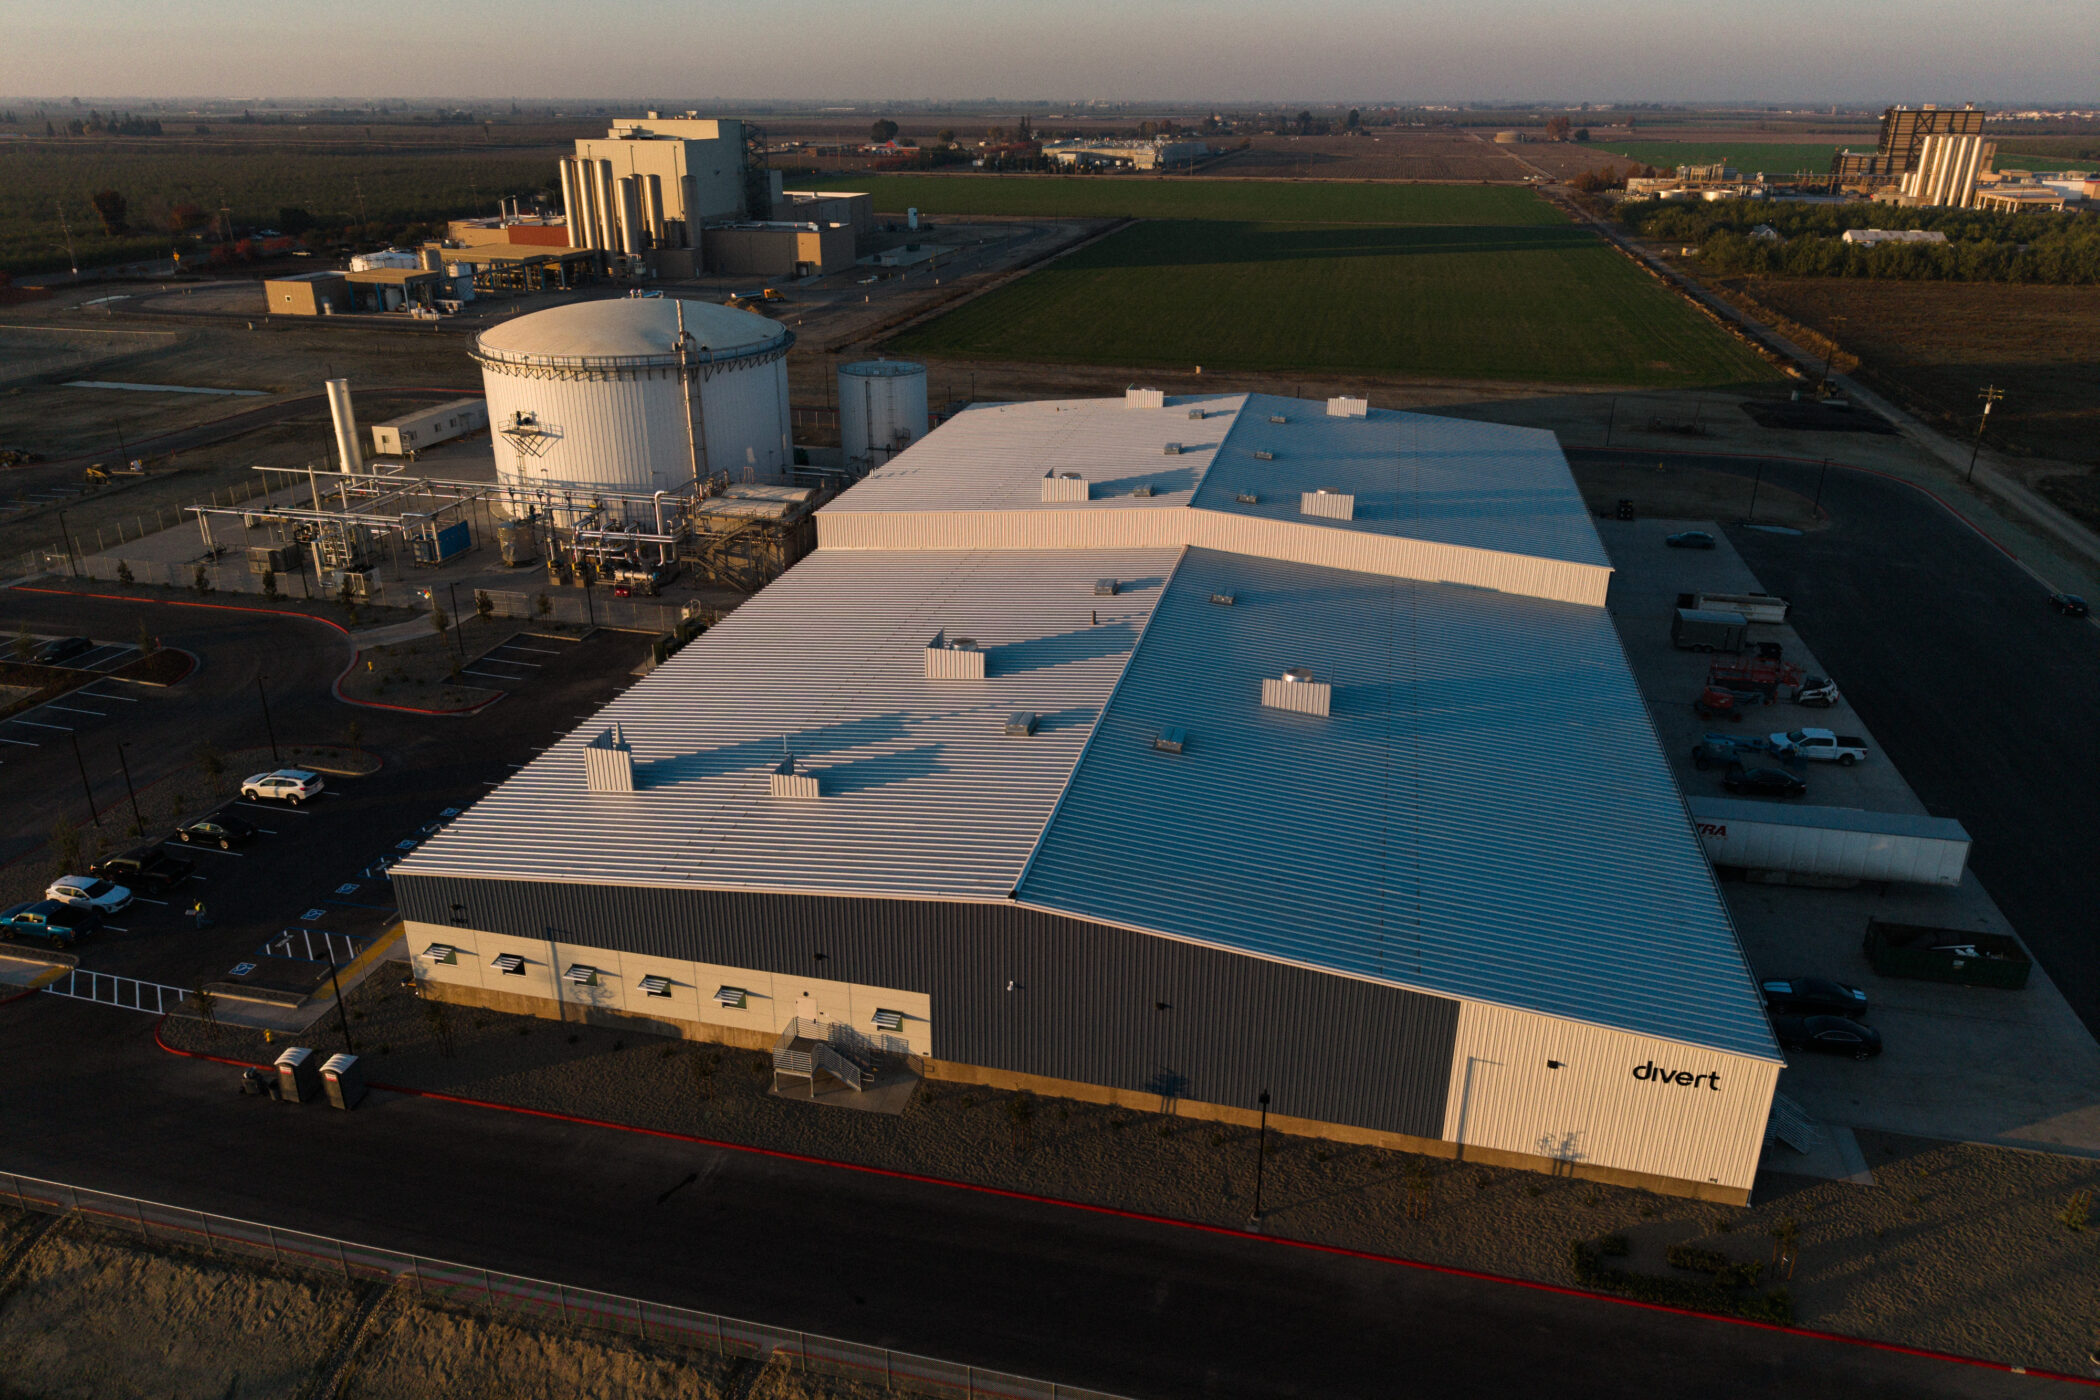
[0,998,2076,1400]
[1573,448,2100,1039]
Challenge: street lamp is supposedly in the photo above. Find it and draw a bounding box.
[54,506,79,578]
[1249,1088,1271,1229]
[114,742,144,836]
[1967,385,2004,484]
[256,675,279,762]
[325,939,356,1054]
[68,732,101,826]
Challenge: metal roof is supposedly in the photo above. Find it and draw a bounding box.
[393,549,1177,901]
[1015,548,1779,1061]
[1686,798,1970,842]
[475,296,786,364]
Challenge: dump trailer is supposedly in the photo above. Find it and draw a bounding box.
[1686,798,1970,887]
[1864,920,2032,989]
[1695,591,1790,624]
[1672,608,1748,653]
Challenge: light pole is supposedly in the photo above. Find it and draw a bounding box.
[1746,460,1765,524]
[326,940,356,1054]
[1967,385,2003,484]
[1249,1088,1271,1229]
[256,675,279,762]
[68,732,101,826]
[115,742,144,836]
[55,506,79,578]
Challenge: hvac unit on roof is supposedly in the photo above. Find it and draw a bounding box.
[1163,442,1182,455]
[490,953,526,976]
[1268,414,1288,424]
[563,964,600,986]
[1327,396,1369,417]
[1004,711,1039,737]
[1130,485,1154,497]
[1187,408,1206,420]
[925,630,988,678]
[1252,451,1275,462]
[1261,666,1333,717]
[1209,591,1236,606]
[1153,727,1187,754]
[1300,488,1355,521]
[638,974,673,998]
[1235,491,1259,503]
[715,986,749,1008]
[1094,579,1118,596]
[1041,470,1090,503]
[770,754,821,798]
[584,724,635,792]
[1126,387,1165,409]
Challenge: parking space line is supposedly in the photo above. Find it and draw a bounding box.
[501,645,562,654]
[9,719,72,731]
[166,843,245,858]
[43,704,107,717]
[101,925,128,933]
[132,896,168,906]
[233,801,310,815]
[481,657,542,667]
[77,690,138,702]
[0,736,37,747]
[462,669,520,681]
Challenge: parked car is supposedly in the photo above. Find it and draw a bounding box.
[176,812,257,849]
[89,847,195,892]
[1760,977,1869,1019]
[1665,531,1716,550]
[1769,728,1868,766]
[29,635,92,664]
[1789,674,1841,708]
[44,875,133,915]
[0,899,103,948]
[2049,592,2089,618]
[1722,762,1807,798]
[240,768,325,804]
[1770,1013,1882,1060]
[1690,733,1776,770]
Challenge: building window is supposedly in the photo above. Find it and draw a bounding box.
[638,975,672,998]
[422,943,459,966]
[714,986,748,1009]
[490,954,526,976]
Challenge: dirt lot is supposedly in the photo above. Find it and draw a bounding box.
[1717,278,2100,524]
[1568,458,1823,530]
[164,966,2100,1372]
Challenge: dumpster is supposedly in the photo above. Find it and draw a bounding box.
[1863,920,2032,989]
[275,1046,321,1102]
[320,1052,367,1110]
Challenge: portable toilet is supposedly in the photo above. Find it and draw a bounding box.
[275,1047,321,1103]
[320,1053,367,1110]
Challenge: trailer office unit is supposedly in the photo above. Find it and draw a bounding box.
[392,392,1781,1203]
[1687,798,1971,887]
[370,398,489,458]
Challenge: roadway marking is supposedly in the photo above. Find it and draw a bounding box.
[132,896,168,906]
[77,690,138,702]
[501,645,562,654]
[233,801,311,815]
[480,656,542,667]
[101,925,128,933]
[302,908,328,921]
[0,736,38,747]
[461,669,519,681]
[9,719,72,731]
[43,704,107,716]
[336,883,359,894]
[167,843,245,858]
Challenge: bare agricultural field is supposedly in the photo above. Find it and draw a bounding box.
[1201,130,1525,182]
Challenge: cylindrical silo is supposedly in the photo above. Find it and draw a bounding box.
[838,360,929,474]
[558,160,582,248]
[472,297,796,510]
[616,176,644,256]
[324,379,364,475]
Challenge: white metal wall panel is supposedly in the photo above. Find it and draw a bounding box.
[1441,1001,1777,1194]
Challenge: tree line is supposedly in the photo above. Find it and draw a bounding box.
[1620,197,2100,284]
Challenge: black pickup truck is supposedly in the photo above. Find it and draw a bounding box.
[90,847,196,893]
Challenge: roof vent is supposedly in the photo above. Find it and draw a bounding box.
[1094,578,1118,596]
[871,1007,905,1031]
[1163,442,1182,456]
[421,943,459,965]
[925,630,987,678]
[1327,395,1369,417]
[1187,408,1205,420]
[1209,591,1236,606]
[1041,471,1089,503]
[1268,414,1287,425]
[584,725,634,793]
[714,985,748,1008]
[1153,727,1187,754]
[770,754,820,798]
[1130,484,1154,498]
[1262,667,1333,717]
[1004,711,1038,737]
[1126,387,1165,409]
[1300,489,1355,521]
[1235,491,1259,504]
[638,974,672,997]
[490,953,526,976]
[1252,451,1275,462]
[563,964,600,986]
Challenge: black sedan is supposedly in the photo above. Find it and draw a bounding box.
[175,813,257,849]
[1722,762,1807,798]
[2049,592,2089,618]
[30,635,93,664]
[1665,531,1717,550]
[1761,977,1869,1019]
[1771,1013,1882,1060]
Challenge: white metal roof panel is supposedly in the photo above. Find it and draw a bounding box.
[1015,548,1778,1060]
[475,296,784,363]
[393,548,1177,900]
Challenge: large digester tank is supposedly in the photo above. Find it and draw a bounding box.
[838,359,928,474]
[472,298,795,503]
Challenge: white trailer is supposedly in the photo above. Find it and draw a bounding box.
[1686,798,1970,887]
[370,398,489,458]
[1694,591,1790,624]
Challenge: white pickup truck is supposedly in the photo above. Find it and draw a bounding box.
[1770,727,1869,765]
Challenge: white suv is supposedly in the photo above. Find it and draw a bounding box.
[45,875,133,914]
[241,768,326,804]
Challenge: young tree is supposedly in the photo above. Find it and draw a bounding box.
[115,560,134,586]
[260,567,277,601]
[192,562,212,594]
[1573,127,1591,143]
[474,589,494,625]
[89,188,128,234]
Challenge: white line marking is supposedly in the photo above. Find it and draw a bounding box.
[233,801,310,815]
[461,670,519,681]
[43,704,106,716]
[132,897,168,906]
[77,690,138,702]
[478,657,541,668]
[0,736,38,747]
[9,719,72,731]
[167,844,244,858]
[500,645,561,654]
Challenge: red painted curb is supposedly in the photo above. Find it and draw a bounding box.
[148,1020,2097,1386]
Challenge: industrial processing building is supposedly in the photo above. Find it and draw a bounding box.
[391,391,1783,1202]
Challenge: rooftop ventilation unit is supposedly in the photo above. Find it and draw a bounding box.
[1262,666,1333,717]
[925,630,987,678]
[1153,727,1187,754]
[1252,451,1275,462]
[714,986,748,1008]
[1131,484,1154,497]
[770,754,820,798]
[584,724,634,792]
[1300,488,1355,521]
[1126,387,1165,409]
[1094,579,1118,596]
[490,953,526,976]
[1004,711,1039,737]
[638,974,673,998]
[563,964,600,986]
[1041,471,1090,503]
[1187,408,1206,420]
[1235,491,1259,503]
[1209,591,1236,606]
[1268,414,1288,425]
[1163,442,1182,455]
[1327,395,1369,417]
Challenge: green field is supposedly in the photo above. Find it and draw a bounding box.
[803,175,1562,225]
[1586,142,1844,175]
[891,217,1777,387]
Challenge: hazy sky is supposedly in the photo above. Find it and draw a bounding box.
[3,0,2093,104]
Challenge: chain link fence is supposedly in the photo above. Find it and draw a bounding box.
[0,1170,1130,1400]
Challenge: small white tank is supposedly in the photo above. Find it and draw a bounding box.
[838,360,928,474]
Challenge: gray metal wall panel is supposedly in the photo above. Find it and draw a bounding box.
[394,872,1458,1139]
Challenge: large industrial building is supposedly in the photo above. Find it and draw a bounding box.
[391,390,1782,1202]
[1834,104,1998,206]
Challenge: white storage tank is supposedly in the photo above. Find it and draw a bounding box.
[838,359,928,474]
[473,297,794,503]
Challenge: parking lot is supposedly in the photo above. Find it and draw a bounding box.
[1602,515,2100,1165]
[455,631,582,692]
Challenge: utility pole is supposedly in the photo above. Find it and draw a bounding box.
[256,675,279,762]
[1967,385,2003,484]
[68,732,101,826]
[54,505,78,577]
[326,941,356,1054]
[115,742,144,836]
[1248,1088,1272,1229]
